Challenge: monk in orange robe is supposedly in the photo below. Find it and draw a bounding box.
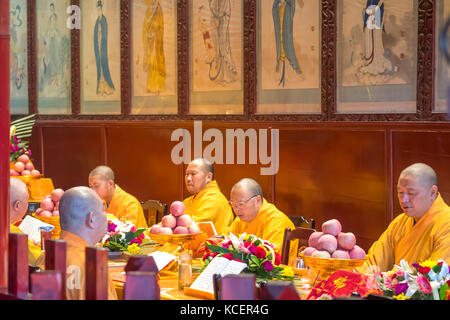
[358,163,450,273]
[228,178,297,265]
[183,159,234,235]
[89,165,147,229]
[37,186,118,300]
[9,178,42,266]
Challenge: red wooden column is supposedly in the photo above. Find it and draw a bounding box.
[31,271,63,300]
[0,0,11,289]
[8,233,29,299]
[45,239,67,299]
[85,246,108,300]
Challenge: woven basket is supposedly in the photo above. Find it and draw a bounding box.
[32,213,61,239]
[149,232,205,245]
[299,252,366,278]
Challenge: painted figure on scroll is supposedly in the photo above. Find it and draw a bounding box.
[359,0,396,77]
[143,0,165,93]
[202,0,237,85]
[9,178,43,266]
[272,0,302,87]
[228,178,297,265]
[88,165,148,229]
[94,0,115,96]
[357,163,450,273]
[182,158,234,236]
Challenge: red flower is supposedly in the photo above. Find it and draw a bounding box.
[211,252,219,258]
[254,247,266,259]
[234,259,243,263]
[274,252,281,265]
[418,266,431,274]
[202,252,210,261]
[244,241,252,248]
[224,253,233,260]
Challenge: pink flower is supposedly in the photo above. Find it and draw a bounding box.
[107,222,117,233]
[417,275,432,294]
[238,243,250,254]
[394,283,408,295]
[262,260,273,272]
[138,233,145,240]
[131,226,137,233]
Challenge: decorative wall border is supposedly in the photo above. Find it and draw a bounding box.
[12,0,449,123]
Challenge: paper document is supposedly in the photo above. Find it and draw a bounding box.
[189,256,247,294]
[18,215,54,244]
[148,251,177,272]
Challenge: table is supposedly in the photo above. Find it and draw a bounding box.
[108,241,313,300]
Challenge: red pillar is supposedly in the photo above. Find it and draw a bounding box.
[0,0,11,289]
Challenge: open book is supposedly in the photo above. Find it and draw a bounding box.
[147,251,176,272]
[185,256,247,299]
[18,215,54,244]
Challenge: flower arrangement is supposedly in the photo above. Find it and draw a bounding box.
[201,233,294,282]
[376,259,450,300]
[10,114,36,163]
[102,214,148,254]
[10,134,32,163]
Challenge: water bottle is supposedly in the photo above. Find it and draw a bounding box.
[178,252,192,291]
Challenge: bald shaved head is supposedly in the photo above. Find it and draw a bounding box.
[189,158,214,179]
[231,178,263,198]
[185,158,215,194]
[10,178,29,223]
[397,163,439,221]
[89,165,115,182]
[229,178,263,223]
[400,163,437,189]
[89,165,116,203]
[59,186,107,245]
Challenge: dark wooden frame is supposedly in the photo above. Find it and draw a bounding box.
[12,0,448,122]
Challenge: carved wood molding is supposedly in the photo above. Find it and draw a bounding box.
[27,0,37,114]
[244,0,256,118]
[71,0,81,115]
[178,0,189,116]
[416,0,435,120]
[321,0,337,121]
[120,0,131,115]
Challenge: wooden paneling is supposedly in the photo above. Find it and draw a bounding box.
[276,129,387,251]
[41,126,104,190]
[392,130,450,216]
[29,121,450,252]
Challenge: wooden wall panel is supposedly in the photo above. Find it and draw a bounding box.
[276,129,387,251]
[106,126,183,206]
[41,127,104,190]
[29,121,450,253]
[392,130,450,216]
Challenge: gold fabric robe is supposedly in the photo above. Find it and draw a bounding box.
[106,185,148,229]
[10,224,43,266]
[359,193,450,273]
[183,180,234,235]
[229,198,297,264]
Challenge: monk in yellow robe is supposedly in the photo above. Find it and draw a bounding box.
[228,178,297,264]
[89,165,148,229]
[183,158,234,235]
[9,178,42,266]
[358,163,450,273]
[37,186,118,300]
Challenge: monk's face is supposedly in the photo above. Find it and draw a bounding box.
[89,175,115,202]
[397,174,437,220]
[229,187,261,223]
[185,162,212,194]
